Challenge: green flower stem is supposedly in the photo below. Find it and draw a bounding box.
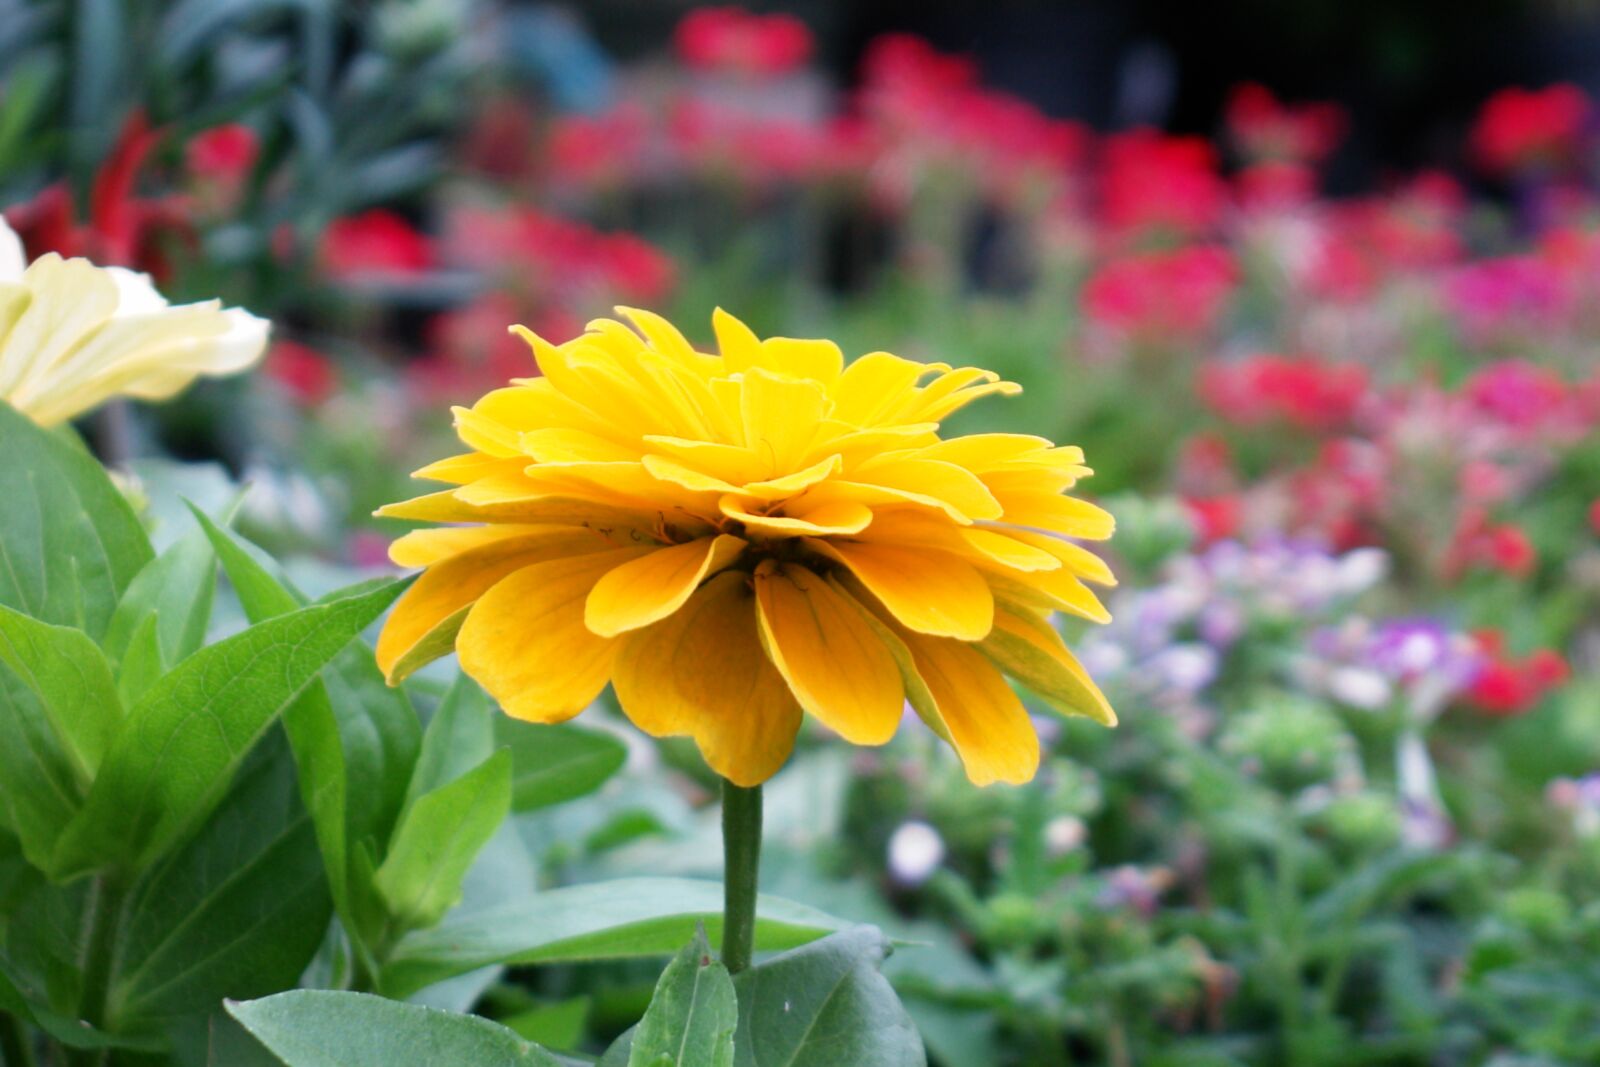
[69,874,128,1067]
[720,779,763,974]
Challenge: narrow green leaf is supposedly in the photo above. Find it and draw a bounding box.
[499,997,589,1052]
[499,720,627,813]
[0,402,153,641]
[733,927,925,1067]
[0,604,122,783]
[375,750,511,932]
[406,674,493,809]
[629,926,735,1067]
[106,731,330,1027]
[115,613,166,708]
[226,990,564,1067]
[50,579,407,880]
[380,879,852,999]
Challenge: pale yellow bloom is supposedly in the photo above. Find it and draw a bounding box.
[0,218,268,426]
[378,308,1117,787]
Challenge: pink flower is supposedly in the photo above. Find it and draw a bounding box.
[1461,360,1570,431]
[1465,630,1568,716]
[187,124,259,183]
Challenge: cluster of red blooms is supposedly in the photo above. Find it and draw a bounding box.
[673,6,813,77]
[1082,246,1237,344]
[1198,354,1368,432]
[1464,630,1570,716]
[1225,82,1347,166]
[1469,84,1592,177]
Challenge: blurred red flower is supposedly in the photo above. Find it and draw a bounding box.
[675,7,813,77]
[1470,84,1591,176]
[1225,83,1347,165]
[1199,354,1368,432]
[1083,245,1236,339]
[1099,130,1228,237]
[1465,630,1568,715]
[321,210,434,279]
[264,340,337,407]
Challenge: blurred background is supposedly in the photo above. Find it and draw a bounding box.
[3,1,1599,1064]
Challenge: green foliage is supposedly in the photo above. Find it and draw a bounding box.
[627,926,736,1067]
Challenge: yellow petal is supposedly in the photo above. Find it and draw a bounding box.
[456,547,650,722]
[960,528,1062,571]
[759,337,843,383]
[807,539,993,640]
[1009,530,1118,586]
[376,529,623,683]
[412,452,522,485]
[753,561,902,745]
[739,367,829,475]
[895,626,1040,786]
[848,455,1003,522]
[387,524,553,567]
[720,495,873,537]
[585,534,747,637]
[712,307,763,372]
[613,571,802,786]
[979,608,1116,726]
[520,427,642,463]
[740,453,842,500]
[830,351,937,426]
[997,491,1116,540]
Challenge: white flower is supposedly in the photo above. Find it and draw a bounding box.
[0,218,268,426]
[887,821,945,886]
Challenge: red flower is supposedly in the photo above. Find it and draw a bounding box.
[1448,510,1538,578]
[1589,498,1600,536]
[1225,83,1347,165]
[187,124,259,183]
[1465,630,1569,716]
[1082,245,1236,339]
[1470,84,1591,176]
[321,210,434,279]
[5,110,190,273]
[1199,354,1368,432]
[264,341,337,407]
[675,7,813,77]
[1184,494,1242,545]
[1099,130,1228,237]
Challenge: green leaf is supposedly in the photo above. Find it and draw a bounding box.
[374,749,511,932]
[499,997,589,1051]
[733,927,925,1067]
[103,518,220,673]
[406,674,494,808]
[0,603,122,783]
[50,578,407,880]
[226,990,564,1067]
[0,402,152,641]
[106,730,330,1027]
[380,879,852,999]
[115,613,166,708]
[499,719,627,813]
[629,926,735,1067]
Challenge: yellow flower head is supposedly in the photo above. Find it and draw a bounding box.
[378,308,1116,786]
[0,218,268,427]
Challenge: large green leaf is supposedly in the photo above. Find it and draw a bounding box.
[0,604,121,783]
[105,731,330,1027]
[498,719,627,813]
[628,926,736,1067]
[0,402,152,641]
[192,507,421,950]
[374,750,511,932]
[380,879,852,999]
[50,578,407,880]
[226,990,564,1067]
[733,927,925,1067]
[0,667,84,868]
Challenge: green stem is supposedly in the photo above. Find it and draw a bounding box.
[0,1011,37,1067]
[720,779,763,975]
[68,875,127,1067]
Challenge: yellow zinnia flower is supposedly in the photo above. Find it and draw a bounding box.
[0,218,268,427]
[378,308,1116,787]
